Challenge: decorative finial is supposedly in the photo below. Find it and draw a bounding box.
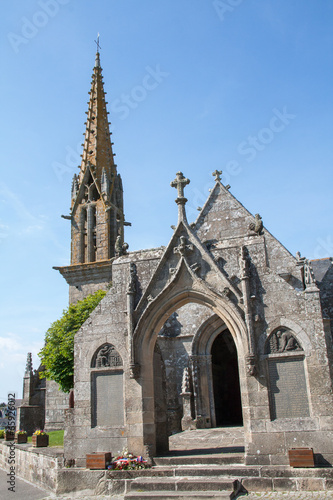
[115,235,129,257]
[94,33,101,68]
[170,172,190,223]
[212,169,222,182]
[248,213,263,235]
[170,172,190,200]
[25,353,33,375]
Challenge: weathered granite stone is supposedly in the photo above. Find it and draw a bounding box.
[27,51,333,471]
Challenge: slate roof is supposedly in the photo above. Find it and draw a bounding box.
[310,258,332,283]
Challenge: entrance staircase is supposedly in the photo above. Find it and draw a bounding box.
[123,452,247,499]
[104,427,333,499]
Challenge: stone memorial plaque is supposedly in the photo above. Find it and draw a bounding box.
[268,358,309,420]
[92,372,124,427]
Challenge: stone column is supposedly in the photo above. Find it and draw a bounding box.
[240,246,256,375]
[180,367,195,430]
[127,263,140,378]
[190,355,206,427]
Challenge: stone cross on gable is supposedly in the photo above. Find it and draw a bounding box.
[171,172,190,200]
[212,169,222,182]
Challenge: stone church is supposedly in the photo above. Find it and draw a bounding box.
[22,49,333,468]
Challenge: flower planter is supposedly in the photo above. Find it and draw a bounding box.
[15,434,27,444]
[32,434,49,447]
[4,431,15,441]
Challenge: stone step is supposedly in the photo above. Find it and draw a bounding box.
[153,453,244,466]
[107,464,259,480]
[125,492,231,500]
[128,476,235,493]
[172,465,259,477]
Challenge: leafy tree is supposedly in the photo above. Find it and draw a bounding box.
[39,290,106,393]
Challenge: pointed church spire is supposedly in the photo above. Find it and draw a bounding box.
[78,43,116,188]
[55,42,129,302]
[68,44,125,264]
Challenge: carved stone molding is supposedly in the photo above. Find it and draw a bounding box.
[265,329,302,355]
[248,213,263,235]
[92,344,123,368]
[129,363,140,379]
[246,354,257,376]
[173,236,193,257]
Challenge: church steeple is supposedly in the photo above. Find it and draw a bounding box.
[70,47,125,265]
[78,49,116,187]
[54,45,128,304]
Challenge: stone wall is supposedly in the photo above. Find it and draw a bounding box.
[44,380,68,432]
[63,178,333,467]
[0,441,62,492]
[0,441,104,495]
[64,248,164,465]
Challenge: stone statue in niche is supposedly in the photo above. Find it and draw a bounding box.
[266,329,302,354]
[94,344,122,368]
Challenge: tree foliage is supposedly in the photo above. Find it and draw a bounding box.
[39,290,106,393]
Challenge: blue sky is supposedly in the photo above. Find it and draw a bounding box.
[0,0,332,402]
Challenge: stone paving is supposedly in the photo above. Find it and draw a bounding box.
[39,493,333,499]
[168,426,245,452]
[246,493,333,499]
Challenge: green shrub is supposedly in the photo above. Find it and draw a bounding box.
[39,290,106,392]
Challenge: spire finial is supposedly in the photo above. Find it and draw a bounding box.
[212,169,222,182]
[94,33,101,52]
[94,33,101,68]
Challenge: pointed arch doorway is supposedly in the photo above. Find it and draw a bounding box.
[211,330,243,427]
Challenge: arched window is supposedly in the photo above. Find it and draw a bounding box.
[91,343,124,427]
[265,328,310,420]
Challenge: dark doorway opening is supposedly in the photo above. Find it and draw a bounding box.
[153,343,169,454]
[211,330,243,426]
